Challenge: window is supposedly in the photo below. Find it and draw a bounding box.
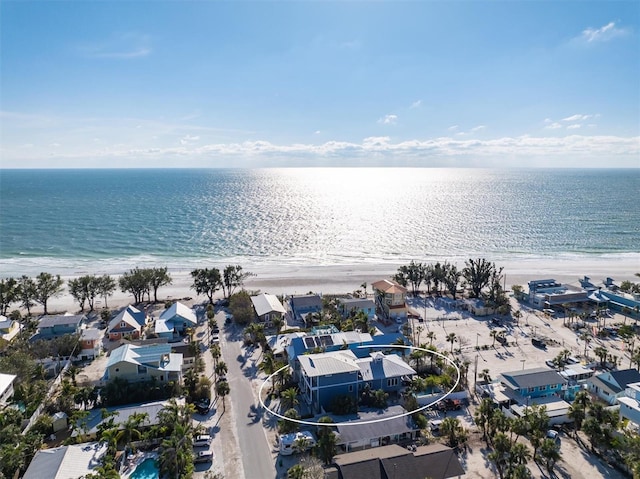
[539,385,547,391]
[121,322,126,328]
[138,365,147,374]
[348,385,353,392]
[528,387,535,393]
[387,378,399,387]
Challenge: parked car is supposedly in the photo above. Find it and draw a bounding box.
[429,419,443,434]
[195,399,211,414]
[278,431,316,456]
[546,429,561,446]
[210,334,220,344]
[194,450,213,463]
[194,434,212,447]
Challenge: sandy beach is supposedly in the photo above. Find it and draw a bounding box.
[32,257,639,315]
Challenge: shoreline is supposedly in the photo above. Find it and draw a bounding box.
[10,257,638,316]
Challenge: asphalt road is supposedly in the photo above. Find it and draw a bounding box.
[221,322,277,479]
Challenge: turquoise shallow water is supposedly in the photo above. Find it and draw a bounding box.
[0,168,638,276]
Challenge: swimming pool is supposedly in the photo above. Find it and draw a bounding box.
[129,458,159,479]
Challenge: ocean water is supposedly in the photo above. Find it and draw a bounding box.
[0,168,638,277]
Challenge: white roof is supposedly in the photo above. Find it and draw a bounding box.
[107,343,182,373]
[298,350,360,378]
[22,442,107,479]
[0,373,16,395]
[357,352,416,381]
[160,302,197,325]
[154,318,174,334]
[251,293,286,317]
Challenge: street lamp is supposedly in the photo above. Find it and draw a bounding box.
[520,359,526,370]
[476,333,480,348]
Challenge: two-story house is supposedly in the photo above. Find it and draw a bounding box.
[372,279,408,321]
[588,368,640,405]
[79,328,102,360]
[108,305,146,341]
[289,294,323,323]
[297,349,416,414]
[0,315,21,342]
[251,293,286,324]
[618,382,640,428]
[36,314,85,339]
[105,343,183,383]
[337,297,377,321]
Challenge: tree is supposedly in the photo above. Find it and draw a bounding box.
[150,267,172,303]
[280,387,299,412]
[440,417,467,448]
[230,290,255,325]
[210,344,221,367]
[279,408,301,434]
[0,277,18,315]
[118,268,149,304]
[190,268,222,305]
[537,438,561,475]
[442,262,462,299]
[35,272,64,315]
[316,418,337,465]
[394,261,425,297]
[116,413,148,449]
[216,380,230,411]
[568,390,591,432]
[214,361,228,381]
[487,432,511,479]
[16,276,37,316]
[594,345,609,368]
[462,258,496,298]
[222,265,254,298]
[97,275,116,308]
[474,398,494,442]
[446,332,457,354]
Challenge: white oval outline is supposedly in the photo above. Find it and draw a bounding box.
[258,344,461,427]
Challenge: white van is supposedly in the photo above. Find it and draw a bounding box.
[194,434,212,447]
[278,431,316,456]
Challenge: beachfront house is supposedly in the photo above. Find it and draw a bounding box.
[0,315,21,342]
[325,443,465,479]
[107,305,146,341]
[251,293,286,324]
[156,301,197,336]
[372,279,408,322]
[0,373,17,405]
[35,313,85,339]
[527,279,589,310]
[289,294,323,323]
[22,442,108,479]
[618,382,640,429]
[587,368,640,405]
[105,343,183,383]
[79,328,102,360]
[461,298,494,317]
[297,349,415,414]
[337,297,377,321]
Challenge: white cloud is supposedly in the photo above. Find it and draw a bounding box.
[470,125,486,133]
[314,130,321,135]
[567,124,581,130]
[180,135,200,145]
[448,125,459,131]
[378,114,398,125]
[543,118,553,124]
[78,32,152,59]
[562,114,593,122]
[544,122,563,130]
[580,21,628,43]
[410,100,422,109]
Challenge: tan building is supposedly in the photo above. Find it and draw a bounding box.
[105,343,182,383]
[372,279,408,321]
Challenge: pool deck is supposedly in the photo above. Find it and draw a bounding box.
[121,451,158,479]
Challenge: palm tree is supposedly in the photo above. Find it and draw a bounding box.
[594,346,609,368]
[272,316,284,335]
[440,417,466,448]
[116,413,148,450]
[446,332,457,354]
[480,368,491,384]
[580,332,592,358]
[216,380,230,411]
[215,360,228,380]
[426,331,436,345]
[210,344,221,367]
[280,387,299,412]
[490,329,499,348]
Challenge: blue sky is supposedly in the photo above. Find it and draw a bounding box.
[1,1,638,168]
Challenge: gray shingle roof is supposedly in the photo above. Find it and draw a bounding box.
[500,367,567,390]
[298,350,360,377]
[38,314,85,328]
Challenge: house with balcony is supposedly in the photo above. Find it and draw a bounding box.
[618,382,640,429]
[0,315,21,342]
[35,313,85,340]
[105,343,182,383]
[22,442,108,479]
[79,328,102,360]
[289,294,323,323]
[108,305,146,341]
[297,349,415,414]
[337,297,377,321]
[372,279,408,322]
[588,368,640,405]
[251,293,286,324]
